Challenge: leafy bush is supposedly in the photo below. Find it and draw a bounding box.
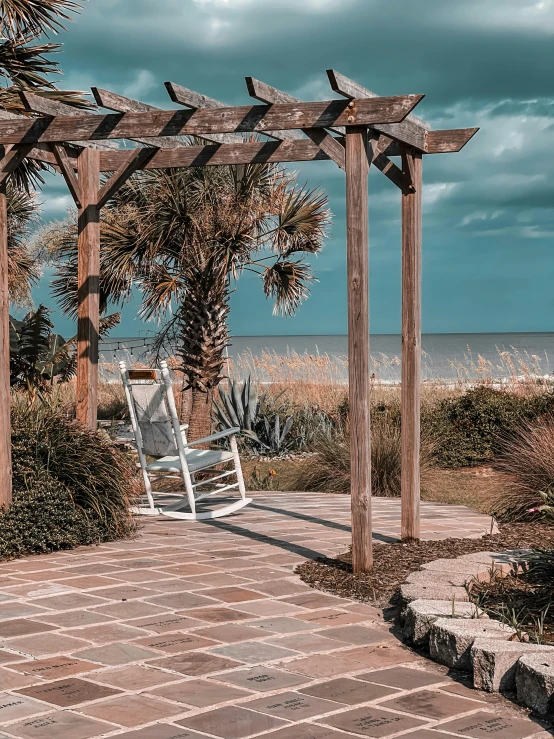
[424,386,554,468]
[486,414,554,522]
[279,418,436,497]
[2,400,138,559]
[0,475,108,559]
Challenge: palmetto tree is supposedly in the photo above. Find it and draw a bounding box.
[0,0,90,189]
[41,162,331,439]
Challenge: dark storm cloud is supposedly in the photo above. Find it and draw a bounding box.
[33,0,554,336]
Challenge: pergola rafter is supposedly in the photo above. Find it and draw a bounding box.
[0,72,479,573]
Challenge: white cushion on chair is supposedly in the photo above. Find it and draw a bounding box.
[146,449,235,474]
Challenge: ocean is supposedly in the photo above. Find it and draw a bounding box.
[99,332,554,384]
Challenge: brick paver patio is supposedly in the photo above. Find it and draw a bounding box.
[0,493,550,738]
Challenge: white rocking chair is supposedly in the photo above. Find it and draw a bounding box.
[120,360,252,520]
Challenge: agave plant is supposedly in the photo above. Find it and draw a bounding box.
[257,413,294,455]
[213,376,267,441]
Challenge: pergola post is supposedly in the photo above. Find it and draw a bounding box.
[401,148,422,540]
[346,128,372,573]
[0,184,11,507]
[76,148,101,429]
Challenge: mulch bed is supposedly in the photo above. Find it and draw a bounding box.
[296,523,554,608]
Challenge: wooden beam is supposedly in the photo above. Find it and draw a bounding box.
[367,135,410,192]
[99,139,333,170]
[0,145,34,184]
[164,82,244,145]
[245,76,345,169]
[76,148,101,429]
[327,69,430,152]
[51,144,82,207]
[401,148,422,541]
[426,128,480,154]
[346,127,372,573]
[97,146,159,209]
[165,80,303,144]
[0,96,425,145]
[19,92,118,150]
[381,128,480,157]
[91,88,186,149]
[0,184,11,508]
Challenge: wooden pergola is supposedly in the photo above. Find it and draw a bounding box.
[0,71,478,572]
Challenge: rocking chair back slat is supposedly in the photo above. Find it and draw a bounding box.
[127,378,180,457]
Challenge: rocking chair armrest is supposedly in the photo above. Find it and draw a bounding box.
[180,424,189,431]
[184,427,240,447]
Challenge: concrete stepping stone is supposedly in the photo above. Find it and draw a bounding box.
[472,638,554,693]
[516,652,554,716]
[429,617,516,670]
[404,599,488,646]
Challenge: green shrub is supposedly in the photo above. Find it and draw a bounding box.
[0,475,106,559]
[424,386,554,468]
[0,400,139,560]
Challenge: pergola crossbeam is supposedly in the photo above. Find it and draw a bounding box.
[19,92,119,151]
[91,88,188,149]
[98,139,333,170]
[245,76,345,169]
[165,80,304,144]
[327,69,430,151]
[0,95,424,145]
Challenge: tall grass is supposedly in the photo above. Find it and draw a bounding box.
[486,414,554,522]
[278,417,437,497]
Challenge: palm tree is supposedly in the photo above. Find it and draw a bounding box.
[40,162,331,439]
[0,0,90,189]
[6,183,40,305]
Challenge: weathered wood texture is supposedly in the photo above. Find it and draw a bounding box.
[76,149,101,429]
[0,185,11,507]
[381,128,480,157]
[245,76,345,168]
[91,88,186,149]
[167,80,302,143]
[165,82,245,145]
[51,144,82,207]
[0,96,424,144]
[0,145,33,184]
[327,69,429,150]
[19,92,118,150]
[401,149,423,541]
[98,139,333,170]
[346,128,372,573]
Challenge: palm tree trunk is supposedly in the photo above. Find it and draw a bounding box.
[188,388,213,443]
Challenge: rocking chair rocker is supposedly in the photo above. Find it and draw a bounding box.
[120,360,252,520]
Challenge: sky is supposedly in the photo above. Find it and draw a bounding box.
[29,0,554,337]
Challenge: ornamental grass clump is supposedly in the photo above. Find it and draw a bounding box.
[486,414,554,522]
[0,400,139,560]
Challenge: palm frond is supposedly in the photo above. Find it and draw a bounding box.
[272,185,331,256]
[0,0,83,39]
[262,259,316,316]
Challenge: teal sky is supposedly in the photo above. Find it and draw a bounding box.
[30,0,554,338]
